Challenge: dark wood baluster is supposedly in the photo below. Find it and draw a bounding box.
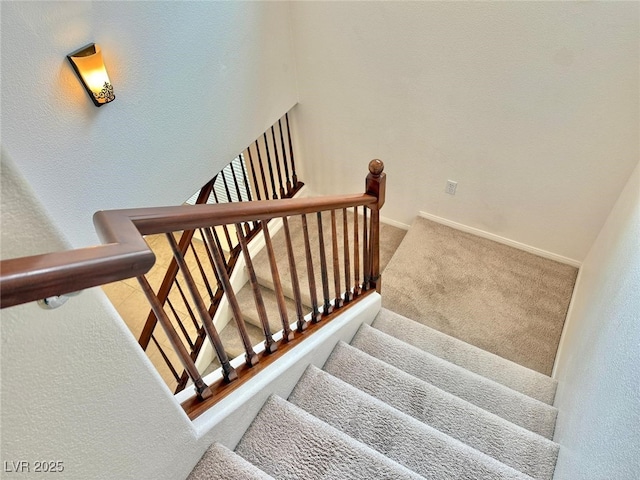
[270,126,286,199]
[254,140,270,200]
[343,208,352,302]
[138,275,213,398]
[240,154,253,201]
[301,214,321,322]
[246,148,261,200]
[200,229,259,366]
[330,210,343,308]
[229,159,245,202]
[353,206,362,296]
[278,118,292,195]
[224,168,248,239]
[221,167,234,202]
[189,242,215,303]
[166,297,195,349]
[363,207,370,290]
[239,154,259,230]
[282,216,307,331]
[368,210,376,291]
[200,227,222,288]
[262,220,294,341]
[211,187,233,254]
[200,227,223,289]
[229,162,251,234]
[221,224,234,260]
[230,165,250,235]
[317,212,333,315]
[285,112,298,188]
[365,159,385,292]
[235,224,277,353]
[173,279,200,332]
[263,133,278,199]
[211,184,232,251]
[150,334,181,383]
[203,225,228,272]
[165,233,240,379]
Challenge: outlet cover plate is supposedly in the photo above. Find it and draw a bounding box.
[446,180,457,195]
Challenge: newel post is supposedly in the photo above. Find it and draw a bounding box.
[365,159,386,293]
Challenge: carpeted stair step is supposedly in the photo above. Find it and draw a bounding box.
[324,342,559,480]
[351,324,558,439]
[289,365,534,480]
[187,442,274,480]
[235,395,425,480]
[373,308,558,405]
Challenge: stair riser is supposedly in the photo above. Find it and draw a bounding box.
[373,310,558,405]
[290,366,534,480]
[352,324,558,439]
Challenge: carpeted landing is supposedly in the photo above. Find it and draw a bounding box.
[382,217,577,375]
[189,308,560,480]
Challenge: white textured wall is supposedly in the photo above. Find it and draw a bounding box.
[290,1,639,262]
[1,153,203,479]
[1,1,297,247]
[1,2,298,478]
[552,162,640,479]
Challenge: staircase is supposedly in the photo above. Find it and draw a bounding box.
[188,215,561,479]
[189,308,559,480]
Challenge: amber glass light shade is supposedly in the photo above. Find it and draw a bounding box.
[67,43,115,107]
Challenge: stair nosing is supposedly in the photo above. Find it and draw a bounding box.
[323,341,559,480]
[352,323,558,439]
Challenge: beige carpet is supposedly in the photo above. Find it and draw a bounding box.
[382,217,577,375]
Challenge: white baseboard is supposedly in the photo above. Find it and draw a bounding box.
[418,211,582,268]
[380,216,410,230]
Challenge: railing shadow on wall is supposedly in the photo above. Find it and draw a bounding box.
[0,150,385,419]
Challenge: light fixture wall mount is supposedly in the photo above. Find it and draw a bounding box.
[67,43,115,107]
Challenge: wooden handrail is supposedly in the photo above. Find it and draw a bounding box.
[0,243,155,310]
[0,194,377,309]
[96,194,376,236]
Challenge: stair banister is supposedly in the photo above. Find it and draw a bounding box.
[1,160,386,417]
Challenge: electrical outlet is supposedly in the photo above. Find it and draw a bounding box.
[445,180,458,195]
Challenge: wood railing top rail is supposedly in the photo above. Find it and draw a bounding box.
[1,193,377,309]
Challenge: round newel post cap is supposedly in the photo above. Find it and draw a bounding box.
[369,159,384,176]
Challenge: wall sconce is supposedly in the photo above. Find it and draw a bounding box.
[67,43,115,107]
